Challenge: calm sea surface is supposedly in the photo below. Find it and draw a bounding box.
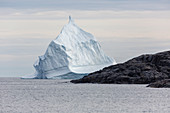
[0,77,170,113]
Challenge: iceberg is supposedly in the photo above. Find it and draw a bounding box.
[22,16,116,79]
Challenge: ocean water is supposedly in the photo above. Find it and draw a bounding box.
[0,77,170,113]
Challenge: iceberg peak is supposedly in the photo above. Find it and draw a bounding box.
[68,16,74,24]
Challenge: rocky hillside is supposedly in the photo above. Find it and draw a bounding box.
[71,51,170,86]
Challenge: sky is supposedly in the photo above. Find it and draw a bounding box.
[0,0,170,77]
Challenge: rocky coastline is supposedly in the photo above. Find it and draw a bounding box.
[71,51,170,88]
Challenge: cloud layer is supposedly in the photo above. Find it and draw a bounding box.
[1,0,170,10]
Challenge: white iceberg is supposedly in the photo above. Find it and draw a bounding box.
[23,16,116,79]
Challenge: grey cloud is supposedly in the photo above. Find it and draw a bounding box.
[1,0,170,10]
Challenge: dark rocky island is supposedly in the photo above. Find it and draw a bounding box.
[71,51,170,87]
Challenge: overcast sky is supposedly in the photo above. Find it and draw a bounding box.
[0,0,170,77]
[1,0,170,10]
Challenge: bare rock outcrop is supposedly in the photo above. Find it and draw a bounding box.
[71,51,170,86]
